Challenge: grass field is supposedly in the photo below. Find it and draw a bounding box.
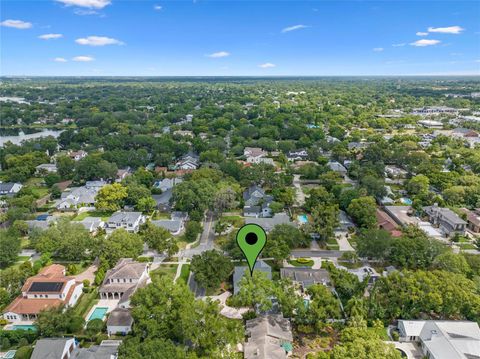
[178,264,190,284]
[73,211,113,221]
[151,264,178,282]
[289,259,314,267]
[73,288,99,318]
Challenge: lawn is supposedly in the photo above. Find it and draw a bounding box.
[178,264,190,284]
[24,178,49,198]
[16,256,31,262]
[289,258,314,267]
[151,211,171,220]
[73,211,113,221]
[326,238,340,250]
[73,288,99,318]
[458,243,477,250]
[221,215,245,228]
[337,261,363,269]
[150,264,178,282]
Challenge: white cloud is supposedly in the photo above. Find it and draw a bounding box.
[39,33,63,40]
[72,55,95,62]
[373,47,384,52]
[259,63,276,68]
[428,26,464,34]
[75,36,124,46]
[54,57,68,62]
[207,51,230,58]
[416,31,428,36]
[0,19,32,29]
[392,43,406,47]
[154,5,162,10]
[410,39,441,47]
[74,9,100,15]
[281,24,308,33]
[56,0,111,9]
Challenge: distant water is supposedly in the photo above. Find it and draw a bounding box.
[0,128,63,147]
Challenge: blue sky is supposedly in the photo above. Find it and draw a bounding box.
[1,0,479,76]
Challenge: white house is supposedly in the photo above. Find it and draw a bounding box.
[398,320,480,359]
[244,147,267,164]
[3,265,83,325]
[0,182,23,197]
[31,338,77,359]
[105,212,145,234]
[35,163,57,174]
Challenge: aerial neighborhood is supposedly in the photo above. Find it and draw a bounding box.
[0,77,479,359]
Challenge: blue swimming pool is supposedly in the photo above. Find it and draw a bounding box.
[298,214,308,224]
[401,198,413,205]
[88,307,108,321]
[12,324,37,331]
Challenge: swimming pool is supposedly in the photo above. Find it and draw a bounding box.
[297,214,308,224]
[88,307,108,321]
[401,198,413,205]
[12,324,37,331]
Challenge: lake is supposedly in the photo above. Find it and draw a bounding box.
[0,128,64,147]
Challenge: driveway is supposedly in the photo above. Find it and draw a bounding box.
[291,249,345,258]
[207,291,249,319]
[74,264,98,283]
[293,174,305,207]
[335,230,354,251]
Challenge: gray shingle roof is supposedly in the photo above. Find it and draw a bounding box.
[245,213,295,232]
[151,219,182,233]
[31,338,74,359]
[106,308,133,327]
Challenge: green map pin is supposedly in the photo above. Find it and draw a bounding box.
[236,224,267,276]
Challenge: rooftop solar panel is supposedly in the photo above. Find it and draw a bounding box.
[29,282,64,292]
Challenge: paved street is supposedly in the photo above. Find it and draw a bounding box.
[180,212,216,258]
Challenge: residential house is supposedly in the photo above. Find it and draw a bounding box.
[106,308,134,336]
[85,180,107,190]
[243,185,273,218]
[418,120,444,129]
[327,161,348,178]
[234,260,271,295]
[384,206,419,227]
[68,150,87,161]
[280,268,330,289]
[35,163,57,174]
[244,314,293,359]
[376,209,402,237]
[245,213,295,232]
[0,182,23,197]
[412,106,459,116]
[152,177,183,212]
[348,266,380,285]
[99,258,150,307]
[397,320,480,359]
[151,217,184,235]
[173,130,194,138]
[78,217,104,234]
[460,208,480,233]
[451,128,480,148]
[287,149,308,162]
[3,265,83,325]
[115,168,131,182]
[175,153,199,170]
[153,177,183,192]
[347,142,373,151]
[31,338,77,359]
[384,165,408,179]
[423,204,467,237]
[105,212,145,234]
[57,185,102,210]
[244,147,267,164]
[71,340,121,359]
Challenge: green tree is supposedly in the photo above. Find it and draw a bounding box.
[433,251,471,275]
[140,222,178,256]
[311,203,339,241]
[95,183,128,211]
[101,229,144,266]
[136,197,157,212]
[0,229,21,268]
[184,221,202,242]
[347,196,377,229]
[233,271,276,312]
[56,155,75,179]
[191,250,233,290]
[406,174,429,195]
